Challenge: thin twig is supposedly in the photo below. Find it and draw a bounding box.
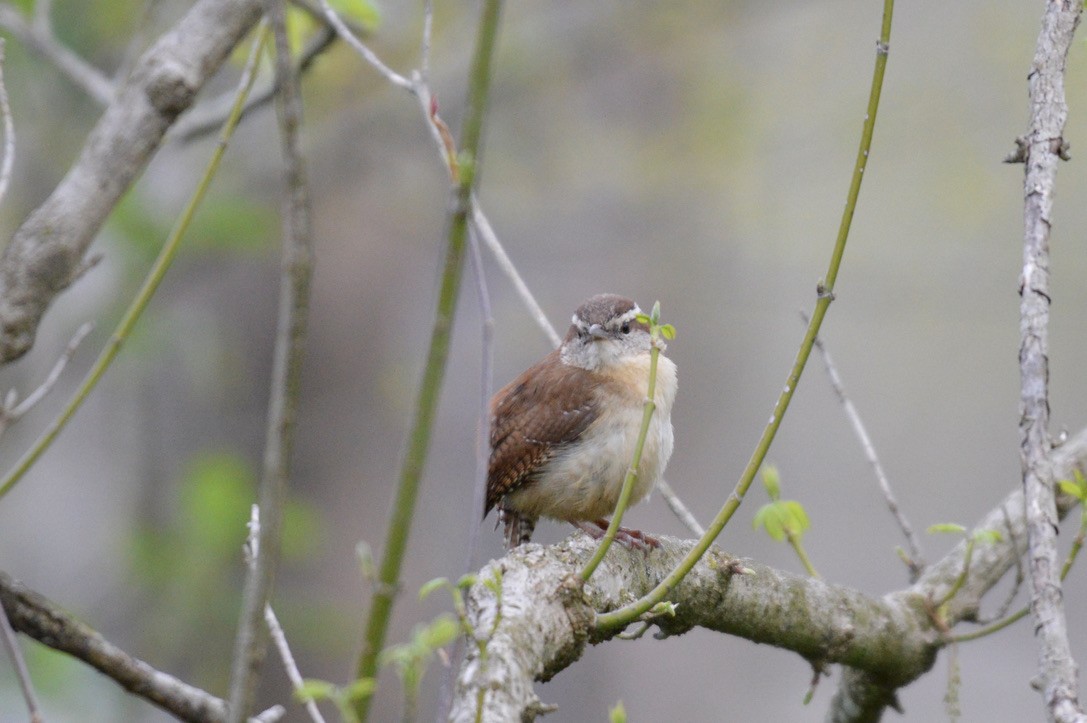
[226,3,315,719]
[315,0,412,90]
[805,314,924,577]
[0,592,44,723]
[465,228,495,573]
[247,510,325,723]
[656,478,704,537]
[470,198,563,348]
[420,0,434,83]
[0,39,14,205]
[265,605,326,723]
[974,504,1025,624]
[0,322,94,438]
[0,3,113,104]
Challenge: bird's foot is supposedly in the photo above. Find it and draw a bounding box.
[575,519,660,551]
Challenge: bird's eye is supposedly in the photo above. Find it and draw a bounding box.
[620,322,631,334]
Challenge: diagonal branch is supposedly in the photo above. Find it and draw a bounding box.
[0,0,263,364]
[0,571,245,723]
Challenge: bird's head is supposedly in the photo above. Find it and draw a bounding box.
[559,294,654,371]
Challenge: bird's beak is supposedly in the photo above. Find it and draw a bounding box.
[588,324,608,340]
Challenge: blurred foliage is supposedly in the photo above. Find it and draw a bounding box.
[126,451,322,686]
[111,190,276,267]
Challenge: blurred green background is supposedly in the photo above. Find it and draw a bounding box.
[1,0,1086,720]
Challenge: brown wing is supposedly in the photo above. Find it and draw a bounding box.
[486,350,601,517]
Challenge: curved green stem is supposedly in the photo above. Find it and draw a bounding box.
[933,539,975,610]
[0,23,271,503]
[352,2,504,720]
[787,532,820,579]
[581,337,662,581]
[596,0,895,632]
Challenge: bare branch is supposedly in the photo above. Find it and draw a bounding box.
[450,535,937,722]
[265,605,327,723]
[0,321,93,438]
[315,0,412,90]
[0,571,229,722]
[1016,2,1085,721]
[656,478,705,537]
[0,588,44,723]
[0,3,113,105]
[226,1,315,719]
[0,38,14,206]
[470,198,563,349]
[807,317,924,576]
[0,0,264,364]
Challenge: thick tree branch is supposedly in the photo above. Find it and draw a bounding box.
[0,0,263,363]
[451,428,1087,722]
[1016,2,1084,722]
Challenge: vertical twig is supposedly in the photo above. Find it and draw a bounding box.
[0,39,14,205]
[464,230,495,574]
[352,2,505,721]
[1016,2,1084,721]
[226,2,315,719]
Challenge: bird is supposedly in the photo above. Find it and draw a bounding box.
[486,293,678,550]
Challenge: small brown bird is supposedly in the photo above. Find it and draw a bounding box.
[486,294,678,549]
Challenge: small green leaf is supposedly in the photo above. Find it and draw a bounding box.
[342,677,377,703]
[635,313,651,325]
[927,523,967,536]
[294,679,337,703]
[330,0,381,30]
[781,500,811,537]
[456,573,478,589]
[648,601,677,617]
[1059,480,1085,499]
[753,504,786,541]
[356,541,376,581]
[972,528,1003,545]
[483,569,503,595]
[761,465,782,500]
[420,614,460,649]
[659,324,676,340]
[610,700,628,723]
[419,577,449,601]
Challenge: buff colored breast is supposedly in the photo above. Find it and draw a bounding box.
[504,352,677,521]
